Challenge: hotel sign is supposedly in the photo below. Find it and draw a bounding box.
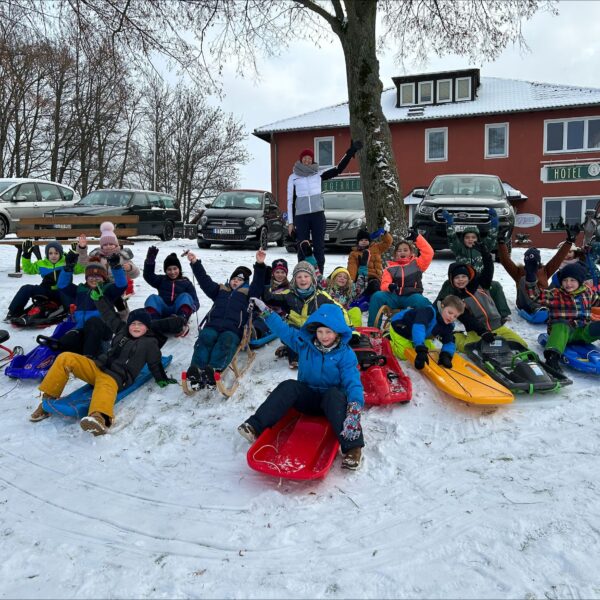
[542,162,600,183]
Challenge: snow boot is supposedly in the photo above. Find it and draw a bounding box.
[186,364,206,391]
[204,366,217,388]
[30,402,51,422]
[543,349,564,375]
[238,422,257,443]
[341,447,362,470]
[80,412,108,436]
[275,345,288,358]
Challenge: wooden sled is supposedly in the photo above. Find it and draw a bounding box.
[374,305,400,331]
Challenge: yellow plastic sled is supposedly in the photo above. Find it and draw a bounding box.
[405,347,514,405]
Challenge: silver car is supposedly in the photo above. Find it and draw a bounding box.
[0,178,79,239]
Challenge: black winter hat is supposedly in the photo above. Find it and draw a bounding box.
[356,228,370,244]
[448,262,474,282]
[163,253,182,274]
[230,266,252,283]
[127,308,152,329]
[271,258,288,274]
[558,263,586,286]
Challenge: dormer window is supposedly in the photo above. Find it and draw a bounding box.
[400,83,415,106]
[456,77,472,101]
[437,79,452,103]
[418,81,433,105]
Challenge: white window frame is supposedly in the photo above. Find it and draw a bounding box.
[418,80,434,105]
[541,195,600,232]
[543,116,600,154]
[425,127,448,163]
[485,122,509,159]
[436,79,452,103]
[314,136,334,167]
[400,82,415,107]
[455,77,472,102]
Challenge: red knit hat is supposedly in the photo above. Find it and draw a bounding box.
[299,148,314,161]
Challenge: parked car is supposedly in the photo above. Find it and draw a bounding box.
[197,189,285,249]
[284,191,366,253]
[412,174,519,251]
[50,189,183,241]
[0,178,79,239]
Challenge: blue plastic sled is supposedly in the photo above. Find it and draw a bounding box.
[518,308,549,324]
[5,319,76,380]
[538,333,600,375]
[249,331,278,348]
[42,355,173,418]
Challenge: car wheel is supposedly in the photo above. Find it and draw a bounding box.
[197,240,212,249]
[0,216,7,240]
[286,245,296,254]
[160,221,174,241]
[254,227,268,250]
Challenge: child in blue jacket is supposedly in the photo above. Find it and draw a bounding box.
[143,247,199,336]
[388,295,465,370]
[238,301,365,470]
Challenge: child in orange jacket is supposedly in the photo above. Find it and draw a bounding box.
[368,229,434,327]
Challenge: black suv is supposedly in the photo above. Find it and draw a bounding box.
[50,189,182,240]
[197,190,285,249]
[413,174,519,251]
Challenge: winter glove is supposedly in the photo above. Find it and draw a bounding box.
[440,210,454,225]
[497,229,512,245]
[341,401,362,441]
[405,228,418,242]
[370,227,385,239]
[107,253,122,269]
[481,331,496,343]
[90,287,104,301]
[359,249,370,267]
[388,283,399,295]
[70,242,78,252]
[488,208,499,229]
[438,351,453,369]
[21,239,34,259]
[565,224,580,243]
[156,378,178,388]
[348,139,363,156]
[524,247,541,282]
[250,297,268,313]
[358,265,368,277]
[414,345,429,370]
[64,250,79,272]
[146,245,159,263]
[300,240,313,257]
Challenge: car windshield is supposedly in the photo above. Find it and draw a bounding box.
[0,181,17,193]
[78,191,133,207]
[323,193,365,210]
[211,192,263,210]
[429,176,503,198]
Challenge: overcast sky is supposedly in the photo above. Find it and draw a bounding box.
[214,0,600,192]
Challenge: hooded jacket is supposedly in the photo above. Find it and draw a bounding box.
[347,232,393,281]
[143,260,199,308]
[191,260,266,335]
[447,223,498,275]
[264,304,364,407]
[22,254,86,287]
[92,296,167,389]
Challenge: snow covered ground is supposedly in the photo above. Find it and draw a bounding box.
[0,238,599,599]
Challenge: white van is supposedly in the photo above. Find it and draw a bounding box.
[0,178,80,239]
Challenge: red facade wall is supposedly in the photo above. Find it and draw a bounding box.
[269,106,600,248]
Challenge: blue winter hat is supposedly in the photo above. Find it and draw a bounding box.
[45,241,63,259]
[127,308,152,329]
[558,263,586,286]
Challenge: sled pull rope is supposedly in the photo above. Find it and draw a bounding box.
[0,380,20,398]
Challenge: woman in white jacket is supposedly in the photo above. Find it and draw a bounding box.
[287,141,362,273]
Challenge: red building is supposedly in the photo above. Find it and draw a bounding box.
[254,68,600,248]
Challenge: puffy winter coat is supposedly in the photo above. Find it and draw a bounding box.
[143,261,199,308]
[21,256,86,289]
[381,234,433,296]
[347,232,393,281]
[192,261,266,335]
[447,224,498,275]
[265,304,364,407]
[85,247,140,279]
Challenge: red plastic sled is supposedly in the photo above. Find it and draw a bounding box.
[353,327,412,405]
[246,409,340,480]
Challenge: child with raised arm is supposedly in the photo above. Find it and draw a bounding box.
[347,225,393,297]
[238,301,364,470]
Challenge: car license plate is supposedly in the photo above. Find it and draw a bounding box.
[324,233,330,241]
[214,228,234,235]
[453,224,468,232]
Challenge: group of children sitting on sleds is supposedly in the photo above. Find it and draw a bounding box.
[7,213,600,471]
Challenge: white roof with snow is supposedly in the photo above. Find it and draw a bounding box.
[254,77,600,136]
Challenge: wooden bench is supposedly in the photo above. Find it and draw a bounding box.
[0,215,139,276]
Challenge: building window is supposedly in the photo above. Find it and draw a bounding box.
[314,136,334,167]
[400,83,415,106]
[418,81,433,105]
[456,77,471,101]
[437,79,452,103]
[542,196,599,231]
[425,127,448,162]
[544,116,600,153]
[485,123,509,158]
